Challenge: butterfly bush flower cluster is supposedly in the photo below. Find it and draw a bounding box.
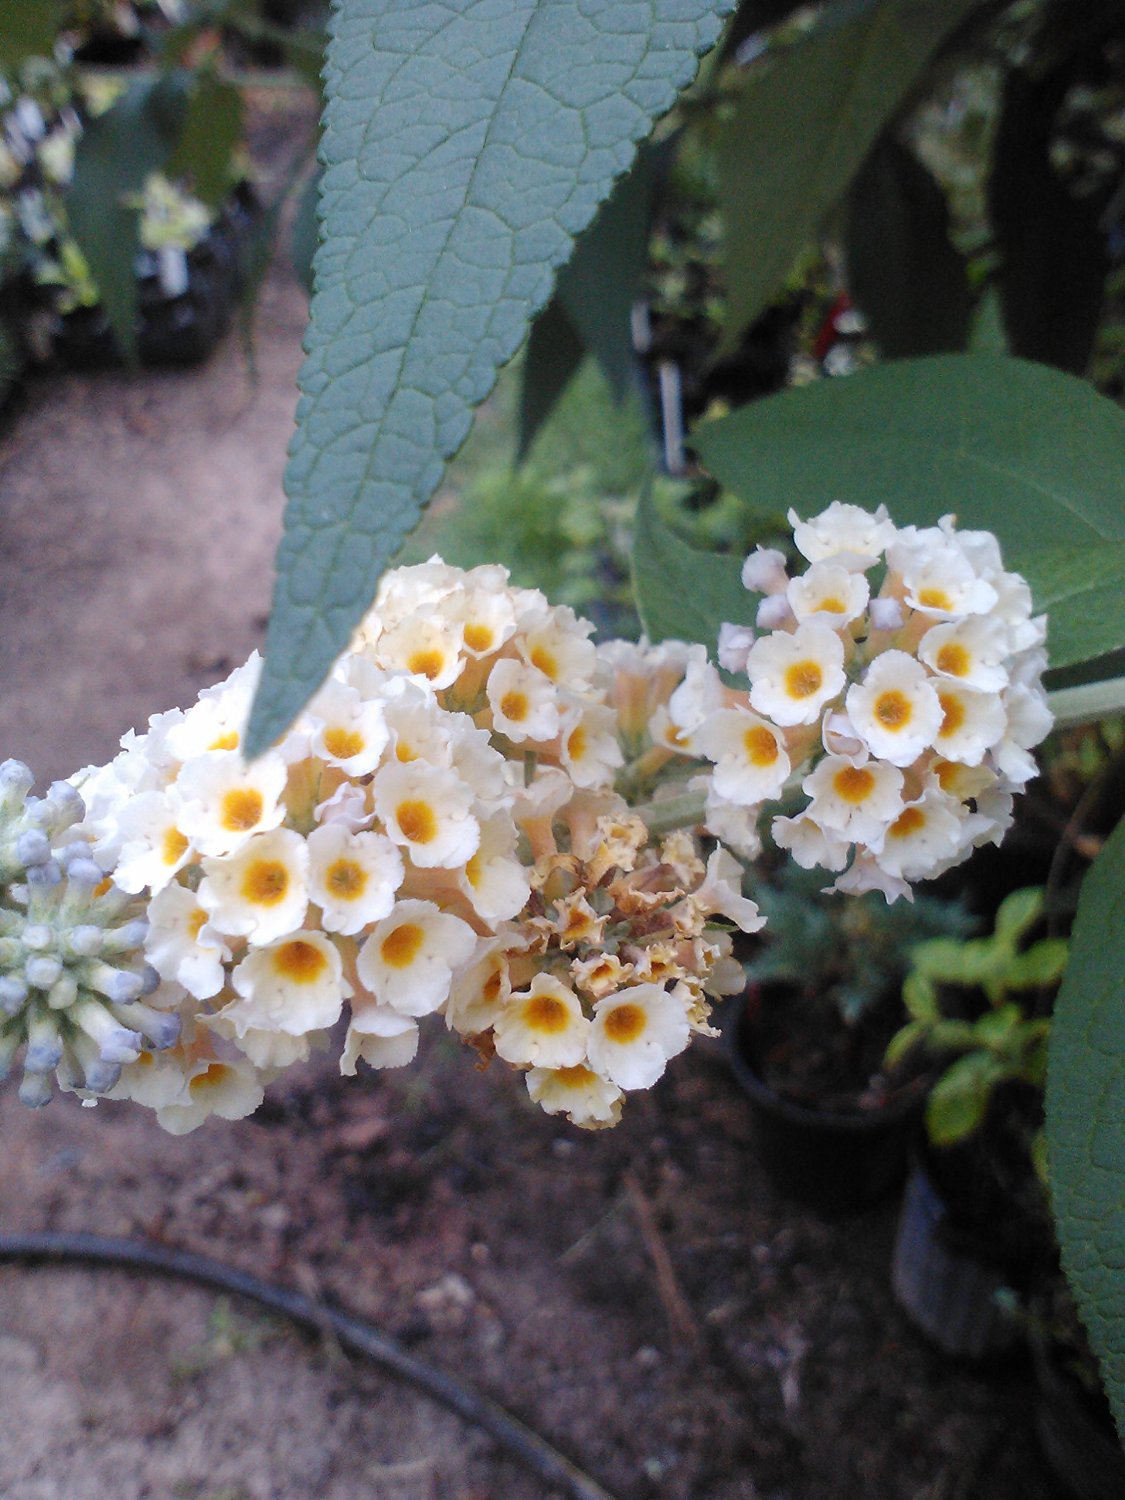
[23,562,760,1133]
[0,507,1050,1132]
[680,503,1053,902]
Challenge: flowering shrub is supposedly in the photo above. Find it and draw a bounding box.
[0,506,1052,1135]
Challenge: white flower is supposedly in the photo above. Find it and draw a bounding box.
[356,899,477,1016]
[526,1064,623,1128]
[493,973,591,1069]
[457,814,532,925]
[830,852,912,904]
[587,984,690,1090]
[930,681,1007,765]
[486,658,560,744]
[696,708,791,806]
[918,617,1012,693]
[164,654,262,761]
[446,936,521,1036]
[111,790,193,894]
[771,811,851,872]
[307,823,404,935]
[788,502,896,569]
[314,779,374,832]
[445,587,518,658]
[175,750,288,858]
[146,882,230,999]
[703,791,764,861]
[227,931,349,1035]
[994,683,1054,785]
[717,622,756,675]
[198,827,309,945]
[846,651,943,766]
[375,612,464,688]
[306,677,389,774]
[371,760,480,870]
[746,621,846,727]
[559,701,624,790]
[686,847,765,933]
[869,789,969,880]
[786,562,869,626]
[802,753,905,845]
[156,1057,265,1135]
[341,1004,419,1074]
[517,606,598,689]
[887,536,998,619]
[741,546,789,595]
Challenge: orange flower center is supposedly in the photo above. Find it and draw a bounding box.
[938,692,965,737]
[525,993,570,1033]
[833,766,876,804]
[743,725,779,767]
[326,858,366,900]
[604,1002,646,1044]
[936,642,971,677]
[567,725,587,760]
[273,939,329,983]
[874,690,911,729]
[323,726,364,761]
[785,661,823,700]
[530,645,559,680]
[816,596,846,614]
[241,859,289,905]
[462,622,494,653]
[918,587,954,611]
[208,731,240,751]
[500,691,530,724]
[162,827,189,865]
[381,923,425,968]
[407,649,445,680]
[889,806,926,839]
[221,787,264,832]
[396,800,437,844]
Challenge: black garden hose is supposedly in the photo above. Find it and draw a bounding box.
[0,1229,620,1500]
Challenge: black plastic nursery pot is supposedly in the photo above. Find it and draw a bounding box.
[1032,1334,1125,1500]
[724,992,926,1217]
[891,1158,1021,1359]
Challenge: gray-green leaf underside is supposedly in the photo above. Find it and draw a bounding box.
[1046,817,1125,1442]
[247,0,732,754]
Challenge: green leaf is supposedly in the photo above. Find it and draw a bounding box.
[902,970,938,1022]
[715,0,978,345]
[1005,938,1069,992]
[994,887,1044,949]
[1046,818,1125,1442]
[926,1051,1009,1146]
[1010,542,1125,674]
[911,935,1000,988]
[165,72,245,211]
[557,141,659,404]
[885,1016,926,1070]
[517,296,586,461]
[694,355,1125,671]
[973,1004,1023,1050]
[289,166,322,298]
[64,74,191,364]
[0,1,59,66]
[632,481,751,648]
[246,0,733,754]
[844,135,971,360]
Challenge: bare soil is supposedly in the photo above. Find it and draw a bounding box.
[0,113,1070,1500]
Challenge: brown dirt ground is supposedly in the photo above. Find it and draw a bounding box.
[0,105,1069,1500]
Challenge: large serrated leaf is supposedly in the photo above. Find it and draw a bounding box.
[632,481,751,648]
[1046,818,1125,1442]
[694,355,1125,673]
[246,0,733,754]
[716,0,979,347]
